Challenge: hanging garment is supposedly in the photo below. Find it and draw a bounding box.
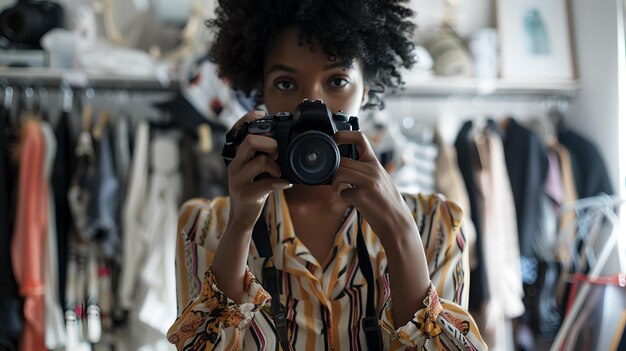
[68,124,98,242]
[11,118,47,351]
[434,130,471,218]
[473,127,524,351]
[558,128,614,197]
[124,134,181,351]
[433,129,477,305]
[180,131,228,202]
[0,107,22,351]
[85,247,102,344]
[52,111,75,311]
[84,123,120,258]
[119,121,150,312]
[114,116,131,203]
[64,252,90,351]
[499,119,551,349]
[550,140,579,265]
[41,121,67,349]
[455,121,489,311]
[119,123,179,350]
[535,143,579,341]
[392,140,438,195]
[501,118,549,281]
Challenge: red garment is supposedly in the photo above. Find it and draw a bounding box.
[11,119,47,351]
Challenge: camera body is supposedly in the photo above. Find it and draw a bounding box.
[0,0,64,49]
[223,99,360,185]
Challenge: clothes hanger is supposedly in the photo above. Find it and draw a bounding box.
[92,110,110,142]
[0,78,13,111]
[81,87,95,134]
[547,97,568,133]
[74,87,96,183]
[60,82,74,114]
[36,82,50,121]
[18,83,42,125]
[551,194,625,350]
[198,123,213,154]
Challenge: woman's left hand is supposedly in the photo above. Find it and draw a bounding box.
[332,131,418,244]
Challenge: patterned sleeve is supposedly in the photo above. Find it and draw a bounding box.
[168,198,272,350]
[167,267,271,350]
[378,193,487,350]
[175,197,232,311]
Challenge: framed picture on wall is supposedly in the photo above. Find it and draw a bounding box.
[496,0,575,80]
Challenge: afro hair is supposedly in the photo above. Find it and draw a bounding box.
[206,0,417,109]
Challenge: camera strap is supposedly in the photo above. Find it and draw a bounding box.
[356,212,384,350]
[252,198,382,351]
[253,199,291,351]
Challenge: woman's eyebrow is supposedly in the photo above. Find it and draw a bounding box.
[266,64,298,75]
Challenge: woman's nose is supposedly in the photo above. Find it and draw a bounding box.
[301,84,324,103]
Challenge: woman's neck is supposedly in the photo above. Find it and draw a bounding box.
[284,184,349,214]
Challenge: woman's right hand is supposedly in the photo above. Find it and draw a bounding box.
[226,111,293,234]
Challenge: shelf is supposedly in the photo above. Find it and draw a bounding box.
[388,77,580,98]
[0,68,580,98]
[0,67,177,91]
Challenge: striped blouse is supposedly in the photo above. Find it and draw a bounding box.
[168,190,486,350]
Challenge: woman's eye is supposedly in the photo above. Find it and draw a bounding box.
[330,78,349,88]
[275,81,295,90]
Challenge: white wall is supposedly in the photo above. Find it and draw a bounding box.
[616,0,626,199]
[568,0,623,194]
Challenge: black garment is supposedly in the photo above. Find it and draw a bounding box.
[500,119,567,347]
[0,107,23,351]
[501,119,549,265]
[181,135,228,203]
[52,111,75,308]
[558,128,614,198]
[454,120,489,310]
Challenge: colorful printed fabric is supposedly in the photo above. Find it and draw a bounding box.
[169,191,486,350]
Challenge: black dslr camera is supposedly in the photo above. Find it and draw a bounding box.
[0,0,64,49]
[222,99,360,185]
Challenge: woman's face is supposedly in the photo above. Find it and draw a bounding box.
[263,27,368,117]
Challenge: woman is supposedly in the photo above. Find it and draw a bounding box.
[167,0,486,349]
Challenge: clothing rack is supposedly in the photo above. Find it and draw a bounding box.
[0,68,186,126]
[0,67,178,92]
[385,78,579,99]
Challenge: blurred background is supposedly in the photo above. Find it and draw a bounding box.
[1,0,625,350]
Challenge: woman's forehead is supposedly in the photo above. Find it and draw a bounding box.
[264,27,358,74]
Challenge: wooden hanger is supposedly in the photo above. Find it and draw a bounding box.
[198,123,213,153]
[81,89,94,133]
[92,110,110,141]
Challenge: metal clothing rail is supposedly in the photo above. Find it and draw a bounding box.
[386,77,580,99]
[0,67,179,92]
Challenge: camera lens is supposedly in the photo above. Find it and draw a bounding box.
[287,131,340,185]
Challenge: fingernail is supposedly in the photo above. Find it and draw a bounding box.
[254,110,265,117]
[286,183,294,189]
